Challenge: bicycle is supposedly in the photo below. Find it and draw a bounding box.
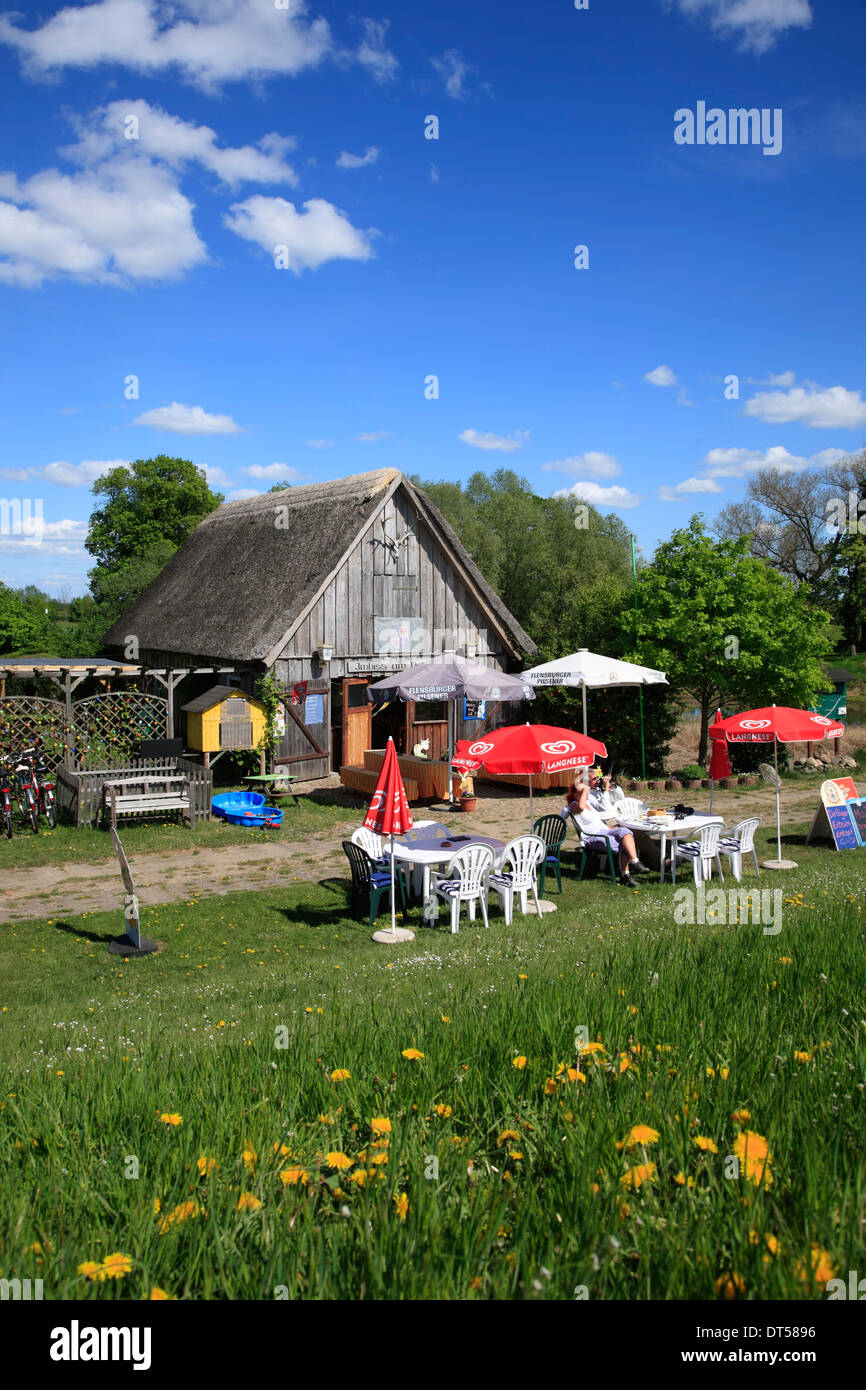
[11,750,39,835]
[0,757,13,839]
[20,739,56,828]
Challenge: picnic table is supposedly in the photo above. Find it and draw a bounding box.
[242,773,299,806]
[102,774,195,831]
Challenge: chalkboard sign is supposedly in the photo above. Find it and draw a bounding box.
[826,803,861,851]
[848,798,866,845]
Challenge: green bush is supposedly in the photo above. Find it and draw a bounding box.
[677,764,705,780]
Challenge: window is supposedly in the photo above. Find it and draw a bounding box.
[413,700,447,723]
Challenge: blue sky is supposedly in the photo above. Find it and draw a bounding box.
[0,0,864,596]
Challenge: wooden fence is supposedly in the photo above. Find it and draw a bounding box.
[56,755,213,828]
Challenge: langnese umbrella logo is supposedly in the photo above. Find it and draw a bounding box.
[541,740,576,755]
[740,719,771,729]
[469,741,494,755]
[810,714,834,726]
[369,791,384,813]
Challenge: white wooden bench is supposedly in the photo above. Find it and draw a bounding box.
[102,775,196,831]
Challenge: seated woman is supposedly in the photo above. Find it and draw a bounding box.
[569,783,651,887]
[563,766,622,819]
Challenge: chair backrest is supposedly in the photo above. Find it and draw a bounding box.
[691,822,723,856]
[729,816,760,852]
[351,826,383,859]
[533,814,568,851]
[616,797,647,821]
[403,820,449,842]
[342,840,376,892]
[445,843,494,893]
[501,834,545,888]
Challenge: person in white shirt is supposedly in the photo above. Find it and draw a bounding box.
[566,773,651,887]
[563,766,622,818]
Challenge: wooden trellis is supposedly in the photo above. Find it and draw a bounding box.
[0,697,66,770]
[69,693,169,769]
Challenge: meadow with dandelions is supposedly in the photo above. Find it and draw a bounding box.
[2,836,865,1300]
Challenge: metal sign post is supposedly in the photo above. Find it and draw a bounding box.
[107,827,160,956]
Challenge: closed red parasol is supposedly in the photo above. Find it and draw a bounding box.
[364,737,414,939]
[708,709,732,810]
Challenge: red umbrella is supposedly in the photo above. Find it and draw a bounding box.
[454,723,608,826]
[708,709,732,811]
[364,737,414,938]
[709,705,845,867]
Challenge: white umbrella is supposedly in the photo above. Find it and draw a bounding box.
[521,648,668,733]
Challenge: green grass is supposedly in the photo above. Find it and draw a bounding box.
[2,822,865,1300]
[0,794,356,870]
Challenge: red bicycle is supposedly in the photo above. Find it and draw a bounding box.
[0,757,13,839]
[23,739,56,828]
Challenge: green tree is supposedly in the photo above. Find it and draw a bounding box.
[633,517,833,763]
[0,583,51,654]
[86,456,222,571]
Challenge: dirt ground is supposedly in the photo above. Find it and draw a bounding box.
[0,779,830,924]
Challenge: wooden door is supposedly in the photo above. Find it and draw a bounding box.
[342,679,372,767]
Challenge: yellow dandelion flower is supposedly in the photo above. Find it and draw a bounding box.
[152,1198,161,1215]
[579,1040,605,1055]
[469,1276,482,1290]
[715,1271,746,1300]
[623,1124,660,1148]
[620,1163,656,1190]
[100,1253,132,1280]
[324,1151,353,1171]
[370,1117,392,1135]
[793,1050,812,1063]
[498,1129,521,1145]
[196,1156,217,1177]
[507,1150,524,1160]
[512,1056,527,1070]
[433,1103,452,1117]
[694,1135,718,1153]
[401,1048,424,1060]
[564,1067,585,1084]
[148,1288,175,1300]
[619,1056,633,1074]
[157,1112,183,1126]
[394,1192,409,1220]
[733,1131,773,1187]
[544,1077,557,1095]
[158,1200,201,1234]
[330,1068,351,1082]
[731,1108,751,1124]
[719,1067,730,1080]
[279,1167,309,1186]
[78,1261,103,1281]
[795,1245,836,1287]
[237,1193,262,1212]
[272,1143,292,1158]
[673,1171,695,1188]
[350,1169,368,1187]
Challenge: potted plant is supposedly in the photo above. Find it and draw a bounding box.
[458,772,477,813]
[678,764,705,792]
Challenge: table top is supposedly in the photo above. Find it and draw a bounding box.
[243,773,296,783]
[388,831,505,864]
[618,811,724,836]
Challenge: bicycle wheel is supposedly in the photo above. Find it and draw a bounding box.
[3,810,11,839]
[45,800,56,828]
[27,800,39,835]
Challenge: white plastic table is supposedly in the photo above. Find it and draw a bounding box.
[615,812,725,884]
[386,832,506,903]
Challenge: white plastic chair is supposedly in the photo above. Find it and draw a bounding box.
[614,797,647,821]
[673,821,725,887]
[718,817,761,882]
[490,835,545,925]
[430,844,494,934]
[352,826,412,896]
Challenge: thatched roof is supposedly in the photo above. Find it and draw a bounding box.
[102,469,537,664]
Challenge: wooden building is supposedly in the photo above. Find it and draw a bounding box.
[103,469,537,787]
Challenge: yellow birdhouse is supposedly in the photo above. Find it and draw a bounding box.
[181,685,267,754]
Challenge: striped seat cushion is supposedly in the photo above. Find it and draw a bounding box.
[435,879,462,895]
[490,872,513,887]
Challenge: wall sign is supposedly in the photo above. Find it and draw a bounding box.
[463,698,486,720]
[304,694,324,726]
[807,777,864,850]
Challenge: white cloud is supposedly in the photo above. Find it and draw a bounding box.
[134,403,241,435]
[700,444,851,478]
[245,463,306,480]
[0,0,336,91]
[0,518,87,554]
[0,467,37,482]
[43,458,126,486]
[431,49,475,99]
[676,387,697,407]
[552,481,642,510]
[644,364,677,387]
[224,195,375,273]
[667,0,812,55]
[336,146,380,170]
[458,428,529,452]
[743,383,866,428]
[356,431,389,443]
[542,451,621,479]
[658,477,724,500]
[355,18,398,82]
[201,464,232,488]
[0,155,207,287]
[306,438,334,448]
[225,488,260,502]
[64,100,299,188]
[768,370,796,386]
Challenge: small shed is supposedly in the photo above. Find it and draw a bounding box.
[181,685,267,756]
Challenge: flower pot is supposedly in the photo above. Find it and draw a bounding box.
[685,779,702,791]
[719,778,734,790]
[460,797,477,813]
[630,779,647,791]
[701,779,711,789]
[742,776,758,788]
[665,779,682,791]
[647,779,662,791]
